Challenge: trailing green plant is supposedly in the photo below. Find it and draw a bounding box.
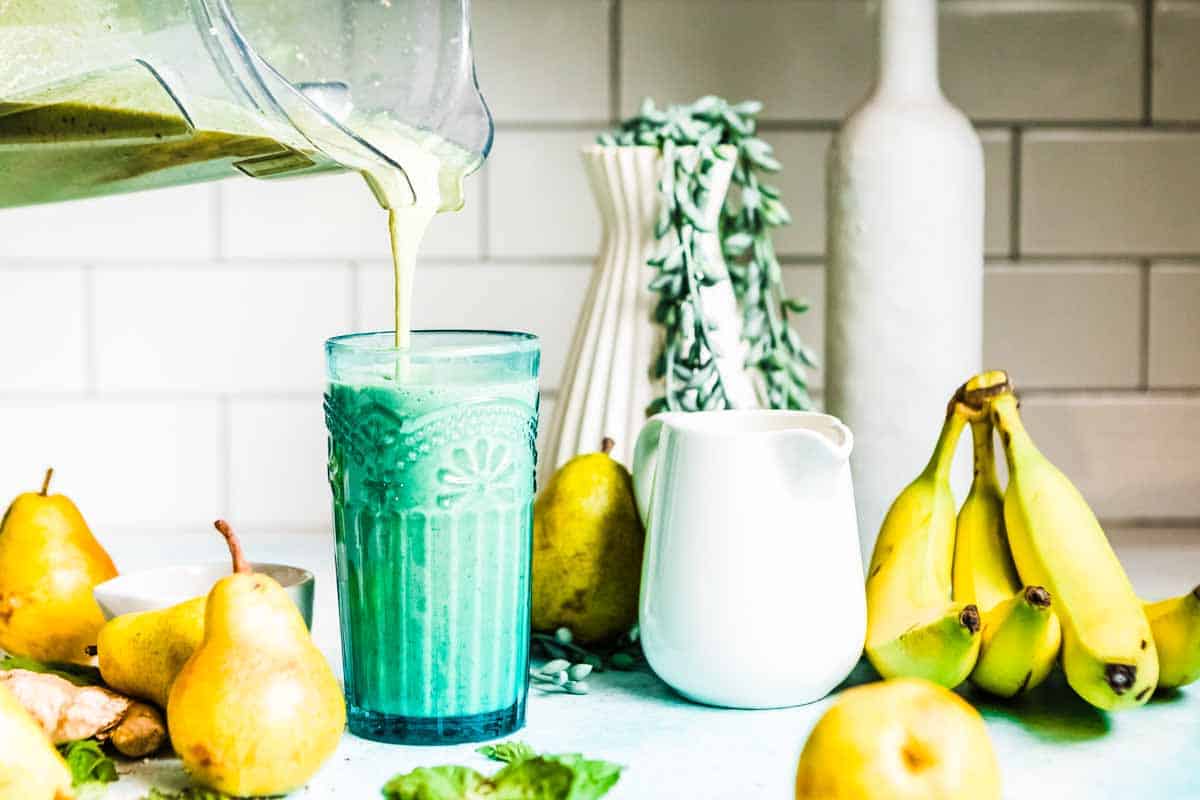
[598,96,816,414]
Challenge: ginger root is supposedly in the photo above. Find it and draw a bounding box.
[0,668,166,757]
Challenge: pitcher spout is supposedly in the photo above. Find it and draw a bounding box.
[778,414,854,468]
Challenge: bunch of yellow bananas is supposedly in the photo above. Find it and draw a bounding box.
[864,370,1200,710]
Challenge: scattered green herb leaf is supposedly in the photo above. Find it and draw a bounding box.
[477,741,537,764]
[59,739,118,788]
[0,654,103,686]
[383,747,622,800]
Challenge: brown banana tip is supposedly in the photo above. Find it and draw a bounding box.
[214,519,252,574]
[39,467,54,496]
[1192,585,1200,602]
[601,437,615,455]
[1024,586,1052,609]
[84,645,98,657]
[960,604,981,634]
[1104,664,1137,695]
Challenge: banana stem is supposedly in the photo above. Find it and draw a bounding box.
[39,467,53,496]
[213,520,251,574]
[923,402,969,481]
[969,419,1000,488]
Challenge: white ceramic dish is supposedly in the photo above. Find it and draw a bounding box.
[94,562,315,629]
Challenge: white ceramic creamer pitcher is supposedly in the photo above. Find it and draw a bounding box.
[632,410,866,708]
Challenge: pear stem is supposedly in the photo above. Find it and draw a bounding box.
[214,519,251,574]
[39,467,53,496]
[601,437,615,455]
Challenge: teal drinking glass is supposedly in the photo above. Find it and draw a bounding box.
[324,330,540,744]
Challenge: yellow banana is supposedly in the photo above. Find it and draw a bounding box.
[952,416,1020,614]
[1145,586,1200,690]
[971,586,1062,698]
[992,391,1157,710]
[865,396,981,687]
[866,604,982,687]
[951,392,1062,698]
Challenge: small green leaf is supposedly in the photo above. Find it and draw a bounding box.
[1,655,102,686]
[59,739,118,789]
[478,741,539,765]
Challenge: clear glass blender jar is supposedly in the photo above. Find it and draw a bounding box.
[0,0,493,209]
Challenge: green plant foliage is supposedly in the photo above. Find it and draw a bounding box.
[599,96,815,413]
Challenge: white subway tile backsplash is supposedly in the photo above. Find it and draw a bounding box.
[229,397,330,529]
[941,0,1142,122]
[1154,2,1200,122]
[0,185,215,261]
[221,172,483,261]
[1020,395,1200,521]
[93,265,352,393]
[984,264,1142,389]
[1022,131,1200,256]
[473,0,611,122]
[0,269,87,391]
[357,262,592,392]
[620,0,874,121]
[487,130,601,259]
[1149,263,1200,388]
[0,400,223,532]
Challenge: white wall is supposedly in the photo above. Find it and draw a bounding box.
[0,0,1197,536]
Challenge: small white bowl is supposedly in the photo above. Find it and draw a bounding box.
[94,562,315,629]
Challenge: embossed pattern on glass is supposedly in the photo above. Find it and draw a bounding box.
[325,331,539,745]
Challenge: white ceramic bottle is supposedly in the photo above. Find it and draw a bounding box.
[826,0,983,565]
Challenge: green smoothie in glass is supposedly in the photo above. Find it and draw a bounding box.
[325,331,539,744]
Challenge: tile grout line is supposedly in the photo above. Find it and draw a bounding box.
[1009,127,1022,260]
[1139,259,1153,390]
[610,0,622,124]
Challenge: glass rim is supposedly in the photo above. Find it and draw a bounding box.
[326,329,539,358]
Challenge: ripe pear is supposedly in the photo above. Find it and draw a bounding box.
[532,438,645,644]
[96,520,247,709]
[168,520,344,797]
[0,681,74,800]
[0,469,118,665]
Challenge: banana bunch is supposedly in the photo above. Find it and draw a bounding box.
[865,369,1200,710]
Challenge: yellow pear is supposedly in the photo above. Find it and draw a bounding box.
[795,678,1001,800]
[0,681,74,800]
[168,520,344,797]
[532,438,645,644]
[96,520,246,709]
[0,469,118,665]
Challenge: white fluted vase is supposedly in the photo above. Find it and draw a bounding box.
[539,146,757,486]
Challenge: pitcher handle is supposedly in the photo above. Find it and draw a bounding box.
[632,415,668,526]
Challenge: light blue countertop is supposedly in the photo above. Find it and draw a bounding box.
[101,527,1200,799]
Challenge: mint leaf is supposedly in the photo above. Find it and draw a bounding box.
[477,741,538,764]
[58,739,118,788]
[1,654,102,686]
[382,756,622,800]
[491,759,576,799]
[382,765,491,800]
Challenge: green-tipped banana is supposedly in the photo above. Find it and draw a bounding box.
[1145,586,1200,690]
[865,396,981,687]
[992,391,1158,710]
[972,586,1062,697]
[952,416,1020,614]
[867,604,982,686]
